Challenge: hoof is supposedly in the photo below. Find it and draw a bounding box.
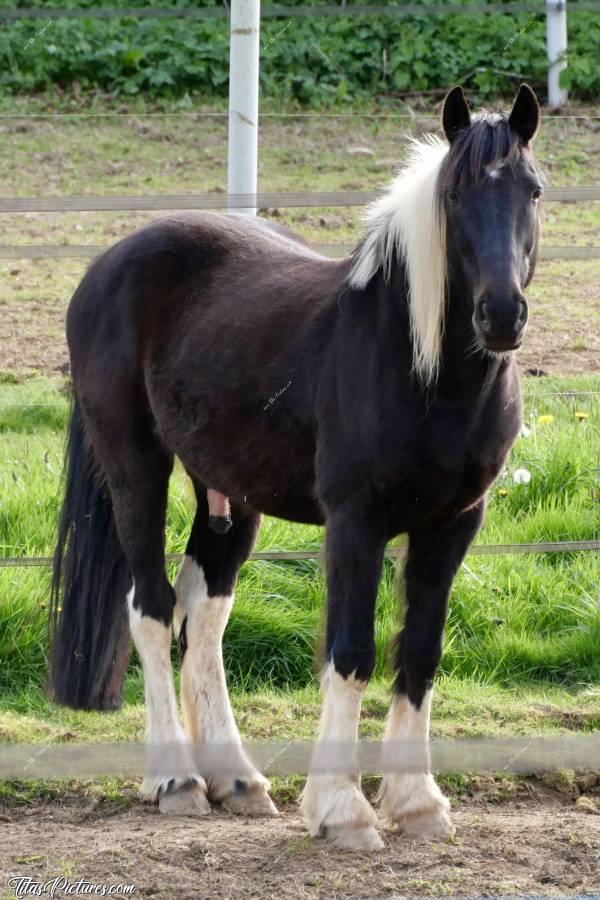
[324,824,384,851]
[378,773,453,838]
[396,806,455,838]
[301,778,380,851]
[158,779,211,817]
[140,775,210,816]
[216,778,279,817]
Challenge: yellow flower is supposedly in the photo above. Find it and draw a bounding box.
[537,414,554,425]
[575,411,589,420]
[497,487,508,496]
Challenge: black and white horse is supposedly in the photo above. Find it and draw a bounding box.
[50,85,542,849]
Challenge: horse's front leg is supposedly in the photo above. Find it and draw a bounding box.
[378,502,485,836]
[301,500,387,850]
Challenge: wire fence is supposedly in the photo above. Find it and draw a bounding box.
[2,3,600,20]
[2,185,599,214]
[0,186,598,260]
[1,186,598,260]
[1,541,599,571]
[2,110,600,119]
[2,244,600,260]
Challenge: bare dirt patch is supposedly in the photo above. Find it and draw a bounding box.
[1,793,599,898]
[1,104,599,379]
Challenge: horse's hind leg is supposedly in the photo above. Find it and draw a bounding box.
[83,406,209,816]
[378,502,484,836]
[173,485,277,816]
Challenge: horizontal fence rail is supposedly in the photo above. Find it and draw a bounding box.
[1,186,599,214]
[1,735,600,779]
[1,541,599,570]
[3,3,600,20]
[2,243,599,260]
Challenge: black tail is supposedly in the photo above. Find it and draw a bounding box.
[49,395,132,710]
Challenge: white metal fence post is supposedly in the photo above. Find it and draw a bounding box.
[227,0,261,215]
[546,0,568,109]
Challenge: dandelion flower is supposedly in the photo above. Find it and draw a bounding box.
[497,487,508,496]
[513,468,531,484]
[575,411,589,420]
[537,414,554,425]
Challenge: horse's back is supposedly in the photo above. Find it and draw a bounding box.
[65,213,347,522]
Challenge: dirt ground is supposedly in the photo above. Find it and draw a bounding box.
[1,106,599,380]
[1,790,599,899]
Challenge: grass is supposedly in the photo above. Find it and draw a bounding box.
[0,373,598,702]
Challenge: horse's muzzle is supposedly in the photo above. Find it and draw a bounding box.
[473,293,528,352]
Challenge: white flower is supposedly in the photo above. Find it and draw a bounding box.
[520,423,531,438]
[513,468,531,484]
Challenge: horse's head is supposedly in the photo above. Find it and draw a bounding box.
[440,84,542,354]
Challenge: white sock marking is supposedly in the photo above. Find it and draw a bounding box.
[379,688,450,821]
[127,586,202,801]
[301,662,377,836]
[174,557,265,796]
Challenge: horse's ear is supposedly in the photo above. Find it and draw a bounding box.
[442,86,471,144]
[508,83,540,145]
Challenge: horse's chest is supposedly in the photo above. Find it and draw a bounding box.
[382,405,518,532]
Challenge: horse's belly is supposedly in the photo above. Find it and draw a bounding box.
[162,408,323,523]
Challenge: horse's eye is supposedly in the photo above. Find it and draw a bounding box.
[531,187,543,202]
[447,190,460,206]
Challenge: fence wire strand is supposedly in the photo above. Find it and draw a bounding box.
[1,541,599,570]
[2,243,600,260]
[2,111,600,120]
[2,3,600,21]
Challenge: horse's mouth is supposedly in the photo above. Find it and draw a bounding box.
[481,337,523,353]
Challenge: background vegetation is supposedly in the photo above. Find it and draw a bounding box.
[0,0,598,105]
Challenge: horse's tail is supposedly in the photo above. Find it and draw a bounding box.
[49,394,132,711]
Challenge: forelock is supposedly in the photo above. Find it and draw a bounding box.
[438,114,531,190]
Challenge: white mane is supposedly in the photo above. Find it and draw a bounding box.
[349,135,449,386]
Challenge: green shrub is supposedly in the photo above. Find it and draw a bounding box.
[0,1,598,104]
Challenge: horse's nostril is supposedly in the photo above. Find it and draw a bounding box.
[476,300,490,328]
[517,299,528,324]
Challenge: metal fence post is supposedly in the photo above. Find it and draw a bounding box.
[227,0,261,215]
[546,0,568,108]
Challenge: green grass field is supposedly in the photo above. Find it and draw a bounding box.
[1,372,598,763]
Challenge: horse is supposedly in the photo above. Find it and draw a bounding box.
[49,84,542,850]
